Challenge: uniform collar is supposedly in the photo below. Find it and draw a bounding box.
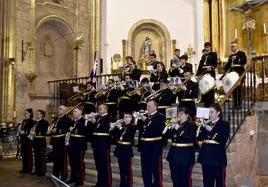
[232,50,239,54]
[36,118,42,122]
[212,118,220,125]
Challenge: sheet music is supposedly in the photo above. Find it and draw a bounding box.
[72,86,80,93]
[196,107,210,119]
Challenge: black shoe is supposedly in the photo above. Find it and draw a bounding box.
[74,183,84,186]
[66,180,75,185]
[37,173,45,177]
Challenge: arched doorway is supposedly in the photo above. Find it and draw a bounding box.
[35,17,75,96]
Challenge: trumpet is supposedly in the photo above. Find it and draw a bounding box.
[85,112,99,121]
[144,89,161,101]
[126,87,142,97]
[110,119,124,129]
[196,119,212,137]
[133,110,148,119]
[28,124,37,141]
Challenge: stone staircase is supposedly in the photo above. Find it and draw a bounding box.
[47,143,204,187]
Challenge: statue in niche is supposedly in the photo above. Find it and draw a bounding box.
[42,34,55,58]
[143,36,152,56]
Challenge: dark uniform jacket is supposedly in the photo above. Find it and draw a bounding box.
[33,119,49,147]
[137,112,165,154]
[69,117,88,151]
[169,63,193,78]
[156,88,175,106]
[110,123,136,158]
[90,114,111,150]
[20,118,35,142]
[50,115,72,144]
[150,71,168,91]
[164,121,197,165]
[130,68,142,82]
[197,52,217,78]
[198,119,230,166]
[224,50,247,75]
[177,80,199,101]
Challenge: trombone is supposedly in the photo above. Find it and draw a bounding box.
[172,79,188,94]
[144,89,161,101]
[68,90,92,103]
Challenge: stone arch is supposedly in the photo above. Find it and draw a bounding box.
[127,19,171,67]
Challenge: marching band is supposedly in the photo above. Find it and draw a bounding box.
[17,41,247,187]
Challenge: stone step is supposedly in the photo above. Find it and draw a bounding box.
[47,163,203,187]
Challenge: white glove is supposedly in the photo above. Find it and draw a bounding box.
[204,124,212,132]
[179,68,184,74]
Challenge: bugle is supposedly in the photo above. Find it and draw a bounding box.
[196,119,212,137]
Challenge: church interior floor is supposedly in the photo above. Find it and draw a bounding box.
[0,158,53,187]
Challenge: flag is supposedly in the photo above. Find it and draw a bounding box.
[89,51,98,88]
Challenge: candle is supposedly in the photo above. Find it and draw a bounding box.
[13,111,16,118]
[264,23,267,34]
[235,28,238,39]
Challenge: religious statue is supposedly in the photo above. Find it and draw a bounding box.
[229,0,268,55]
[143,36,152,56]
[42,34,55,58]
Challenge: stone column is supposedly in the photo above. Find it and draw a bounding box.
[219,0,227,59]
[0,0,16,121]
[211,0,219,53]
[203,0,211,43]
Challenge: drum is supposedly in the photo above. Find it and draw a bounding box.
[198,74,215,95]
[222,72,239,93]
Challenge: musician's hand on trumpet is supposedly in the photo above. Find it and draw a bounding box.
[110,119,124,130]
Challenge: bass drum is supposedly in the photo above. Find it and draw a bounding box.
[222,72,239,93]
[198,74,215,95]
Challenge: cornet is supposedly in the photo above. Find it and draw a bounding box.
[133,110,148,119]
[85,112,99,121]
[110,119,124,129]
[28,124,37,141]
[196,119,212,137]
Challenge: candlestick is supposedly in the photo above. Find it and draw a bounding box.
[13,111,16,118]
[264,23,267,35]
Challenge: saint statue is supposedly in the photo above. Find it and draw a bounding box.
[42,34,55,58]
[143,37,152,56]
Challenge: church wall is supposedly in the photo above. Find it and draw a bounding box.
[103,0,199,73]
[14,0,92,122]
